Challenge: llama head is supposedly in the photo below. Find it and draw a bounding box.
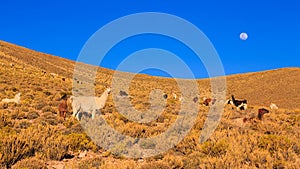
[258,108,269,120]
[226,99,233,105]
[193,97,199,103]
[106,87,112,94]
[60,93,68,100]
[15,93,21,99]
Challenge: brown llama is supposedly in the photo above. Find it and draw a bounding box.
[58,94,68,119]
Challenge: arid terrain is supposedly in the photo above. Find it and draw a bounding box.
[0,40,299,169]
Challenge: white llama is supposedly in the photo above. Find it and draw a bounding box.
[1,93,21,105]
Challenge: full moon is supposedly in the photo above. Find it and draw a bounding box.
[240,32,248,40]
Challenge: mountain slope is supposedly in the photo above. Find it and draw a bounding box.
[0,40,299,168]
[1,40,299,109]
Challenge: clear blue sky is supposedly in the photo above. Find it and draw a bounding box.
[1,0,299,78]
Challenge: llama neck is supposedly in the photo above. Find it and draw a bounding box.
[100,90,109,101]
[258,112,263,120]
[15,95,20,100]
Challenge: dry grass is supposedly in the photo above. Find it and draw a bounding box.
[0,40,299,168]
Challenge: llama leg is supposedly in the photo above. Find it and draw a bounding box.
[73,105,81,118]
[63,111,67,120]
[59,111,63,118]
[76,111,81,120]
[92,109,96,119]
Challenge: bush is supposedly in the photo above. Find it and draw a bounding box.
[201,139,228,157]
[139,161,169,169]
[12,157,47,169]
[78,157,104,169]
[258,135,293,155]
[42,135,69,161]
[27,111,40,120]
[0,135,32,168]
[163,154,184,169]
[65,133,98,152]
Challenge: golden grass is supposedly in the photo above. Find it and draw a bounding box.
[0,40,299,168]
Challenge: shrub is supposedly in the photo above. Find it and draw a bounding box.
[35,102,46,110]
[258,135,293,155]
[42,105,55,113]
[78,157,104,169]
[0,112,9,128]
[201,139,228,157]
[65,133,98,152]
[27,111,40,120]
[0,135,32,168]
[16,120,31,129]
[42,135,69,161]
[12,157,47,169]
[139,161,169,169]
[163,154,184,169]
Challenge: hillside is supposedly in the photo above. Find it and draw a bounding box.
[1,40,299,109]
[0,40,299,168]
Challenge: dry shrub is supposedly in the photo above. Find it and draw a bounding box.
[42,105,55,113]
[163,154,184,169]
[174,133,199,155]
[0,111,10,128]
[66,133,98,152]
[12,157,47,169]
[27,111,40,120]
[0,134,32,168]
[200,139,229,157]
[78,157,104,169]
[0,124,72,166]
[39,112,58,126]
[139,161,169,169]
[258,135,293,155]
[98,160,136,169]
[15,120,31,129]
[42,135,69,160]
[35,101,46,110]
[182,152,204,169]
[21,106,29,112]
[62,123,84,134]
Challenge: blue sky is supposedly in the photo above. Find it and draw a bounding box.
[0,0,299,78]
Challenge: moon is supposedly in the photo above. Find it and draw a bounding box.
[240,32,248,40]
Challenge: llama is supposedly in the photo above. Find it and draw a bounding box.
[163,93,168,99]
[172,93,177,99]
[257,108,269,120]
[270,103,278,110]
[50,73,58,78]
[70,87,111,120]
[225,99,233,105]
[231,95,247,111]
[58,94,68,119]
[119,90,128,96]
[242,108,269,123]
[193,96,199,103]
[1,93,21,105]
[234,108,270,126]
[202,97,216,106]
